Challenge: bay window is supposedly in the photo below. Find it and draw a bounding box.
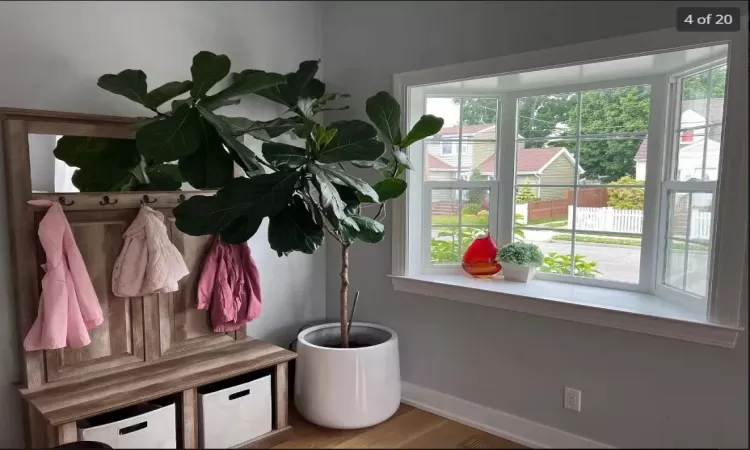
[392,29,747,346]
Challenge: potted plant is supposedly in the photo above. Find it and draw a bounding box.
[92,52,444,430]
[497,242,544,282]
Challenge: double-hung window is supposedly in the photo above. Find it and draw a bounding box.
[397,39,742,325]
[657,63,727,302]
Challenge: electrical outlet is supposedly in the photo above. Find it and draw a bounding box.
[564,387,581,412]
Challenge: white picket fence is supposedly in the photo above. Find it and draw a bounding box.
[569,206,712,239]
[516,203,528,224]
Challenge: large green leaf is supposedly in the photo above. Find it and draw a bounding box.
[195,105,265,176]
[201,71,286,111]
[351,215,385,243]
[308,165,347,228]
[171,98,194,113]
[254,117,303,138]
[372,178,407,202]
[200,98,240,111]
[218,170,301,218]
[400,114,444,148]
[54,136,140,170]
[174,170,300,237]
[190,51,231,98]
[262,142,308,169]
[366,91,402,147]
[288,60,320,99]
[97,69,148,106]
[173,195,239,236]
[318,120,385,163]
[136,104,202,162]
[338,216,360,243]
[218,116,260,136]
[235,62,325,109]
[317,165,378,203]
[234,69,289,105]
[351,156,391,171]
[391,149,413,170]
[220,214,263,244]
[145,81,192,109]
[222,136,265,177]
[333,184,360,215]
[72,168,134,192]
[268,196,324,256]
[138,164,183,191]
[178,120,233,189]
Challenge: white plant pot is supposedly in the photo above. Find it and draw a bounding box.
[501,263,537,282]
[294,322,401,429]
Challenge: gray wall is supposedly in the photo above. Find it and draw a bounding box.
[321,2,748,448]
[0,1,325,447]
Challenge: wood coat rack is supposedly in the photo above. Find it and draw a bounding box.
[1,107,295,448]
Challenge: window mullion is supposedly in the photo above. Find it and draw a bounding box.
[498,93,517,245]
[570,92,583,275]
[700,68,713,179]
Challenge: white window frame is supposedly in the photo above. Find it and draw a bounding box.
[420,77,659,291]
[654,59,727,306]
[390,24,747,347]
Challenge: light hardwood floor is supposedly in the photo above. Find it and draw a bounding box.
[273,404,526,449]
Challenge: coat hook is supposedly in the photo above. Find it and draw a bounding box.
[178,194,186,204]
[99,195,118,206]
[58,196,74,206]
[141,194,157,205]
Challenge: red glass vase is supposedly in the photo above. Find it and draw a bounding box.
[462,233,502,278]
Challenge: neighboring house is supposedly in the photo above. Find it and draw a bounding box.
[427,124,582,202]
[478,148,583,199]
[635,98,723,182]
[426,124,497,181]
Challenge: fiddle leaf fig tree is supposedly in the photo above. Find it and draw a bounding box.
[61,51,288,192]
[92,52,443,348]
[175,65,443,347]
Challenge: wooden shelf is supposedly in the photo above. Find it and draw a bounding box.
[19,339,296,426]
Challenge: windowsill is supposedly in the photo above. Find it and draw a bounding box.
[389,273,742,348]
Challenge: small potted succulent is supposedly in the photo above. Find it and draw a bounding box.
[496,242,544,282]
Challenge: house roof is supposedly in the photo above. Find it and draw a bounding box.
[427,154,455,170]
[438,124,495,136]
[682,98,724,124]
[635,138,648,162]
[635,97,724,163]
[477,147,571,174]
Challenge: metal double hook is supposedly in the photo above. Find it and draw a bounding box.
[141,195,157,205]
[99,195,118,206]
[58,196,74,206]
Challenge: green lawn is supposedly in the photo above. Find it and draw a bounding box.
[432,214,489,227]
[527,217,567,226]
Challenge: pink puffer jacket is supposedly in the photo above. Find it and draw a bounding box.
[112,205,189,298]
[24,200,103,351]
[197,238,262,333]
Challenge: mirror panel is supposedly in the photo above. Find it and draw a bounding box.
[28,133,210,193]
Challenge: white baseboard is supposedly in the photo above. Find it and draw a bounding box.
[401,382,613,449]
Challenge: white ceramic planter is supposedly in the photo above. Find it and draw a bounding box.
[501,263,537,282]
[294,322,400,429]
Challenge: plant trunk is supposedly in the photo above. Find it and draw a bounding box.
[340,243,350,348]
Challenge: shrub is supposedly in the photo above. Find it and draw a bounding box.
[539,252,600,277]
[607,176,644,210]
[430,227,484,263]
[463,203,482,215]
[516,184,539,204]
[496,242,544,267]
